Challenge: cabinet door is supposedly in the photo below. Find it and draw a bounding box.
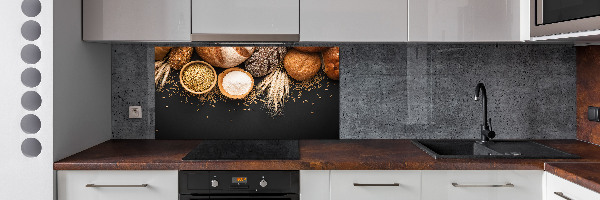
[409,0,529,41]
[330,170,420,200]
[300,0,408,42]
[82,0,191,41]
[300,171,330,200]
[191,0,299,41]
[546,172,600,200]
[57,170,178,200]
[422,170,542,200]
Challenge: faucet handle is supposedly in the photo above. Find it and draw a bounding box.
[488,118,493,131]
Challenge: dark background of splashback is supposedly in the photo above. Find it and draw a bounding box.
[112,43,576,140]
[155,50,340,139]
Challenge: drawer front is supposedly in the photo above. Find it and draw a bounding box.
[546,172,600,200]
[57,170,178,200]
[330,170,421,200]
[422,170,542,200]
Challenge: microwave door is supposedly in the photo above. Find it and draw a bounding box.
[537,0,600,25]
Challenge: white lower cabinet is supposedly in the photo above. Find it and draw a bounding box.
[57,170,178,200]
[57,169,600,200]
[545,172,600,200]
[421,170,543,200]
[300,170,330,200]
[330,170,421,200]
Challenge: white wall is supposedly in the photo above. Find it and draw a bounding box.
[0,0,54,199]
[1,0,111,199]
[53,0,112,162]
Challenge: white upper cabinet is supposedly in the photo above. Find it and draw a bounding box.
[83,0,191,41]
[191,0,300,41]
[409,0,530,42]
[300,0,408,42]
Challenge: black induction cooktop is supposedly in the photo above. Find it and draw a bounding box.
[182,140,300,160]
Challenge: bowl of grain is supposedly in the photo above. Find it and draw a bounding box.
[218,68,254,99]
[179,61,217,94]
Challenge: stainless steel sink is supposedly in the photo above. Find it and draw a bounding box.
[412,140,579,159]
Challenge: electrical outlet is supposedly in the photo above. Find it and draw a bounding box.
[129,106,142,119]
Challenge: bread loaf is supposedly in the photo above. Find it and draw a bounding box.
[195,47,255,68]
[293,47,328,53]
[283,49,321,81]
[154,47,172,61]
[244,47,287,77]
[167,47,193,70]
[322,47,339,80]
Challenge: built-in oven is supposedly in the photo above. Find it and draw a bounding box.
[531,0,600,38]
[179,171,299,200]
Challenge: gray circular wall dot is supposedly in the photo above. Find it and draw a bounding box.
[21,20,41,41]
[21,0,41,17]
[21,91,42,111]
[21,114,41,134]
[21,68,41,88]
[21,138,42,157]
[21,44,41,64]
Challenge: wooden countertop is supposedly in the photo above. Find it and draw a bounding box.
[545,162,600,194]
[54,139,600,171]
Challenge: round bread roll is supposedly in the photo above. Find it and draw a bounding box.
[195,47,255,68]
[155,47,172,61]
[167,47,193,70]
[293,47,328,53]
[244,47,287,77]
[322,47,339,80]
[283,49,321,81]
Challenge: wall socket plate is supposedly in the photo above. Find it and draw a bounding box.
[129,106,142,119]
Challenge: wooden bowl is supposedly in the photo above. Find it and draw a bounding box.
[179,61,217,95]
[218,68,254,99]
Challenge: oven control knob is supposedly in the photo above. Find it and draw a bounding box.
[259,179,267,187]
[211,180,219,188]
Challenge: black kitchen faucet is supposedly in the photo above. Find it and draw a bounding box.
[474,83,495,143]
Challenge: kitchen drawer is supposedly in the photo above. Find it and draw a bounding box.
[545,172,600,200]
[57,170,178,200]
[330,170,421,200]
[422,170,542,200]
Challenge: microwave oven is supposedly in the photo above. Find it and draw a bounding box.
[531,0,600,39]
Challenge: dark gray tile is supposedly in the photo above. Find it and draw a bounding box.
[111,44,155,139]
[342,44,407,76]
[111,43,576,140]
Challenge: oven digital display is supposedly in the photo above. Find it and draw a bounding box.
[232,177,247,184]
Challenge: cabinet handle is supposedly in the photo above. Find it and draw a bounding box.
[554,192,573,200]
[451,183,514,188]
[353,183,400,186]
[86,184,149,188]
